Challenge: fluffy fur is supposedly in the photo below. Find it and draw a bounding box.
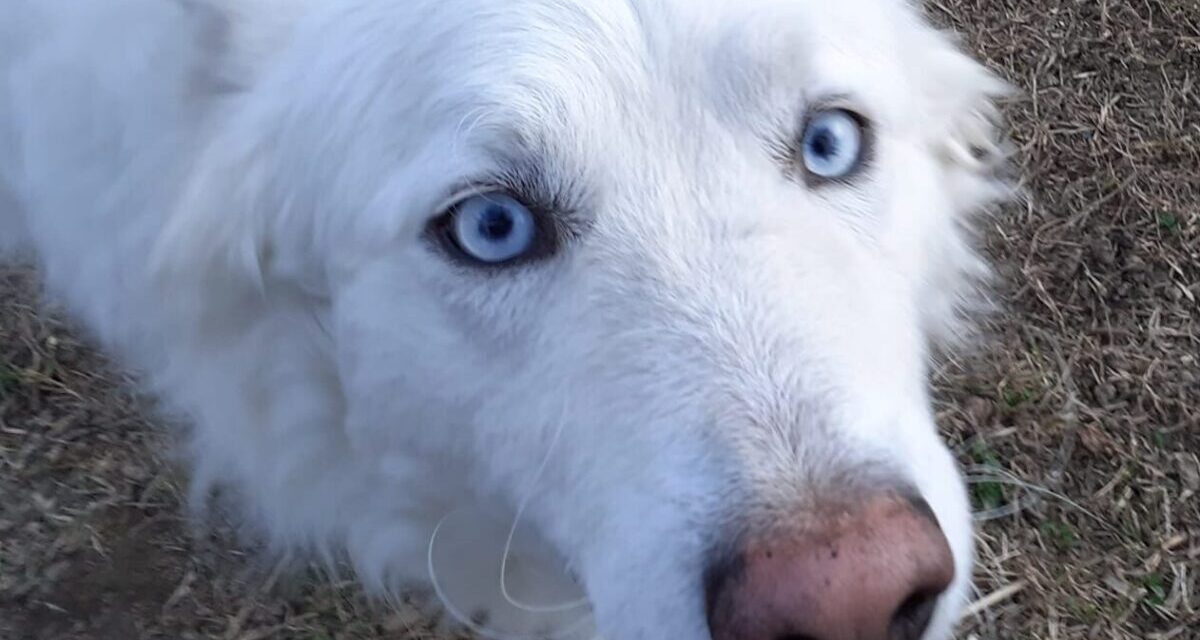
[0,0,1010,637]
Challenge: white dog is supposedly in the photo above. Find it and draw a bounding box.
[0,0,1011,638]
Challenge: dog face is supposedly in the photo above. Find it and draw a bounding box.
[163,0,1009,637]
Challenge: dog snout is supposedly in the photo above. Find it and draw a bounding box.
[705,493,955,640]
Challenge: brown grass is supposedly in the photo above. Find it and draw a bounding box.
[2,1,1198,638]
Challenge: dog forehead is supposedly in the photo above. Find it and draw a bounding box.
[282,0,955,252]
[418,0,920,135]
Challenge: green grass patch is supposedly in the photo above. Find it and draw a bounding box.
[0,362,21,395]
[1001,386,1035,408]
[969,441,1007,511]
[1156,211,1179,233]
[1040,519,1079,550]
[972,480,1005,512]
[1142,573,1168,607]
[971,440,1002,468]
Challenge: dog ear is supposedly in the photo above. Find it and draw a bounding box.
[922,38,1013,191]
[151,125,326,342]
[151,0,331,345]
[158,131,272,283]
[907,26,1016,353]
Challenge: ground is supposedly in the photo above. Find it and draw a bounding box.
[1,0,1197,638]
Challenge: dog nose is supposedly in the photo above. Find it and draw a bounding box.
[706,493,955,640]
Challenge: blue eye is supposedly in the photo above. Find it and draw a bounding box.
[801,109,866,180]
[446,192,538,264]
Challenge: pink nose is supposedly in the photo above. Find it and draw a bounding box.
[706,493,956,640]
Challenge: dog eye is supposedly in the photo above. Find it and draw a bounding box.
[442,192,539,265]
[800,109,866,180]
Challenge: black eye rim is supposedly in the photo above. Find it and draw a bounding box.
[426,188,561,269]
[792,106,874,186]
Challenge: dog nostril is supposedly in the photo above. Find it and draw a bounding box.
[888,589,940,640]
[905,495,939,526]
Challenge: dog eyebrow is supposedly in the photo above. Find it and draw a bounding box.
[460,145,594,240]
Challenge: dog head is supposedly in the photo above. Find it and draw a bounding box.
[159,0,1010,637]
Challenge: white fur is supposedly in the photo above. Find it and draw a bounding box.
[0,1,1010,638]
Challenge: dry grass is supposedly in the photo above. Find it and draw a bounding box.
[2,1,1198,638]
[930,0,1200,638]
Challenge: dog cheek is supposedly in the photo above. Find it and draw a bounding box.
[333,302,489,454]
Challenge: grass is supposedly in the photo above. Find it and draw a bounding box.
[0,362,20,394]
[1039,519,1079,551]
[2,0,1198,638]
[1157,212,1180,234]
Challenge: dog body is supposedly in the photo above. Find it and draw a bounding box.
[0,1,1008,638]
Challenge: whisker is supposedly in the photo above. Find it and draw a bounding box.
[426,394,594,639]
